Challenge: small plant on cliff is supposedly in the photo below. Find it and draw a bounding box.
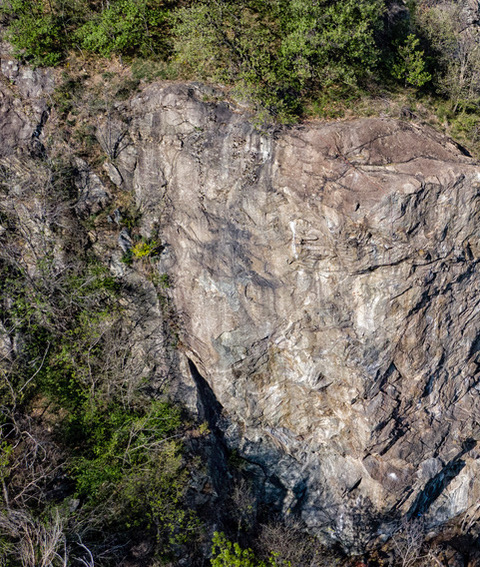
[211,532,290,567]
[132,238,160,260]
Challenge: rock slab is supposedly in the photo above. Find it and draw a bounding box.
[119,83,480,547]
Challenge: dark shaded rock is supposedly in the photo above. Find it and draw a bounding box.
[118,227,132,253]
[73,157,112,216]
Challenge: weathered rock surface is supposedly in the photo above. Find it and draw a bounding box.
[0,43,52,158]
[2,49,480,550]
[113,83,480,547]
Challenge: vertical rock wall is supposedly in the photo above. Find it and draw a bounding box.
[2,42,480,546]
[112,83,480,546]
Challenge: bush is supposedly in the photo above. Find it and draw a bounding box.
[280,0,384,89]
[0,0,87,66]
[132,238,160,259]
[391,33,431,87]
[75,0,173,58]
[1,0,65,66]
[66,400,198,551]
[211,532,289,567]
[0,0,176,65]
[173,0,385,120]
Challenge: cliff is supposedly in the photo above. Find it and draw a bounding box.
[119,84,480,548]
[2,55,480,556]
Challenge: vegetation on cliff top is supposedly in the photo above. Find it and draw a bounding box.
[0,0,479,153]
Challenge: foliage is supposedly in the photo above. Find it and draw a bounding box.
[403,0,480,156]
[132,238,160,259]
[279,0,384,88]
[66,399,197,550]
[172,1,287,117]
[0,0,86,66]
[391,34,431,87]
[211,532,259,567]
[2,254,119,411]
[75,0,172,58]
[157,273,171,289]
[413,1,480,109]
[0,0,175,65]
[173,0,385,120]
[211,532,289,567]
[2,0,480,141]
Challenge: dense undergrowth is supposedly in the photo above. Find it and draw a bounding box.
[0,0,479,155]
[0,156,205,565]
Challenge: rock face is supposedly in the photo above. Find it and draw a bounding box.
[2,50,480,548]
[0,43,53,158]
[113,83,480,547]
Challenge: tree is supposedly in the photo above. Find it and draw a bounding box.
[391,517,426,567]
[75,0,173,58]
[414,1,480,109]
[0,0,176,64]
[391,34,431,87]
[0,0,88,66]
[280,0,385,89]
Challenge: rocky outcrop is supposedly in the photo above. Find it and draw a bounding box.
[2,50,480,550]
[110,83,480,548]
[0,41,53,158]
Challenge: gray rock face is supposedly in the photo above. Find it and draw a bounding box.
[0,48,52,158]
[115,83,480,547]
[0,81,36,157]
[2,46,480,548]
[73,157,112,216]
[0,57,54,99]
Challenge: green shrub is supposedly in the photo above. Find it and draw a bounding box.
[0,0,87,66]
[211,532,289,567]
[132,238,159,259]
[173,0,385,120]
[391,34,431,87]
[67,399,198,551]
[280,0,384,89]
[75,0,172,58]
[0,0,175,64]
[158,273,171,289]
[2,250,120,410]
[2,0,64,66]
